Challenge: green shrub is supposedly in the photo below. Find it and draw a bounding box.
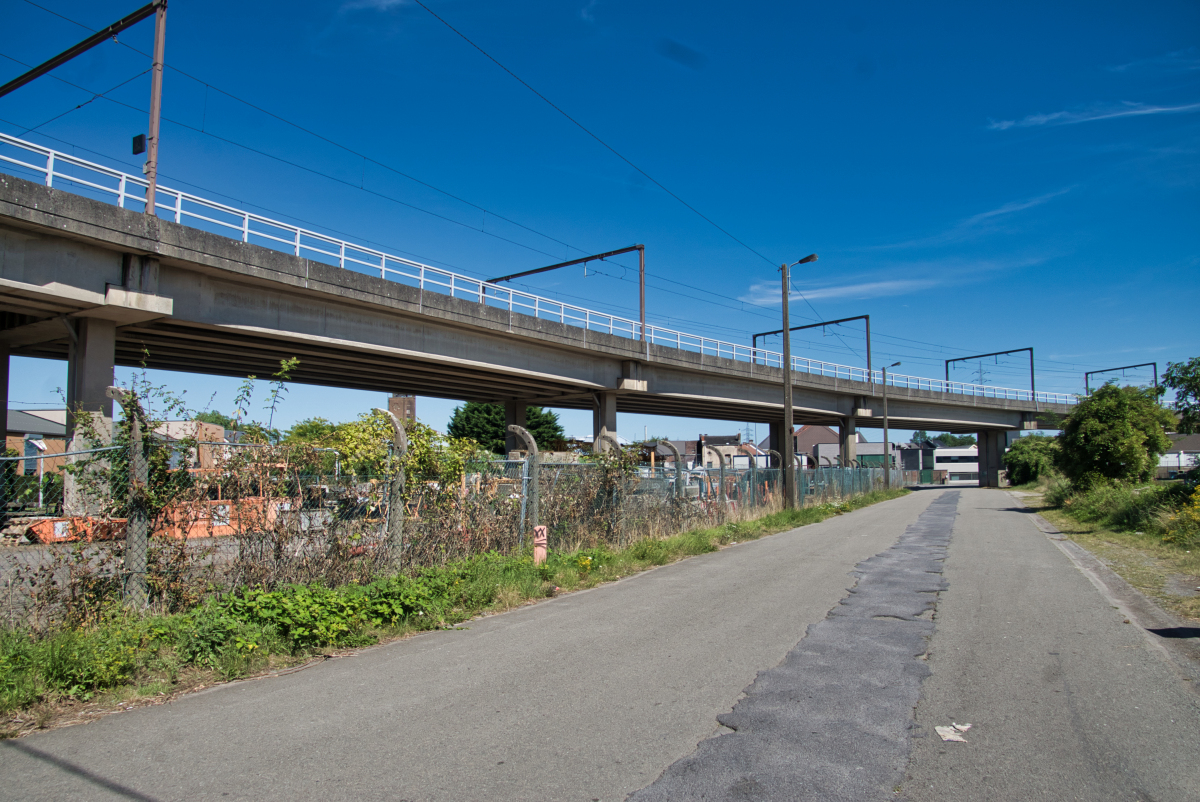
[1004,435,1059,486]
[218,585,375,651]
[628,538,670,565]
[173,603,270,667]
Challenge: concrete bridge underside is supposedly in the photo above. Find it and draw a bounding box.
[0,175,1070,484]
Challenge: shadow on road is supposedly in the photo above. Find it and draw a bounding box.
[1148,627,1200,640]
[0,740,159,801]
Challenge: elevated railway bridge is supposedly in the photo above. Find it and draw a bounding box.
[0,134,1074,486]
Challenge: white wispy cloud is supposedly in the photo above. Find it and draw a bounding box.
[580,0,599,23]
[738,255,1048,307]
[958,188,1072,227]
[989,101,1200,130]
[1107,48,1200,74]
[872,188,1071,250]
[739,278,939,306]
[340,0,408,11]
[1048,344,1174,359]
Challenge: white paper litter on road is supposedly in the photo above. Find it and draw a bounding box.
[935,723,972,742]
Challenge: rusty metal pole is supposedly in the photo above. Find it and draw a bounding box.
[375,408,408,569]
[638,245,646,342]
[143,0,167,215]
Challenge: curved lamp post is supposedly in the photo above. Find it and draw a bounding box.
[780,253,818,509]
[374,407,409,568]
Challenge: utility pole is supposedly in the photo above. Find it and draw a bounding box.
[780,253,818,509]
[781,263,795,508]
[143,0,168,215]
[882,361,900,489]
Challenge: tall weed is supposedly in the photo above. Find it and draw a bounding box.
[1056,481,1190,536]
[1163,486,1200,547]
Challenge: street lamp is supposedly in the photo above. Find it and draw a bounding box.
[882,361,900,489]
[780,253,818,509]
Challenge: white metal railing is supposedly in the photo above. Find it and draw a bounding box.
[0,132,1077,406]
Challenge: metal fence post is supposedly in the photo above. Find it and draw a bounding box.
[518,457,528,544]
[718,454,728,523]
[749,454,758,508]
[374,408,408,570]
[107,387,147,608]
[658,439,683,501]
[507,425,539,530]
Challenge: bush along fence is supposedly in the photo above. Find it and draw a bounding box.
[1,393,904,629]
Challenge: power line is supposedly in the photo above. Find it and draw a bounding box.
[11,0,851,337]
[409,0,779,267]
[13,67,148,135]
[0,51,575,262]
[9,2,828,330]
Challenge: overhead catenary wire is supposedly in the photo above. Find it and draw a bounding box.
[14,68,149,135]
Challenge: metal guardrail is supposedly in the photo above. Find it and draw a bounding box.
[0,132,1077,406]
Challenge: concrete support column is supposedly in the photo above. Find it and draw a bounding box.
[593,391,617,451]
[504,401,527,454]
[64,319,116,516]
[768,420,787,467]
[839,417,858,467]
[977,430,1005,487]
[65,318,117,443]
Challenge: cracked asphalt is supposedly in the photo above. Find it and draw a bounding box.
[2,488,1198,801]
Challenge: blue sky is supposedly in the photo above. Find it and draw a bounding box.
[2,0,1197,441]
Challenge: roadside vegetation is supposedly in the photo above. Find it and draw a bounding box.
[1008,357,1200,622]
[0,488,907,737]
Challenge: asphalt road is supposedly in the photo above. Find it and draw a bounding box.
[901,490,1200,802]
[3,488,1198,801]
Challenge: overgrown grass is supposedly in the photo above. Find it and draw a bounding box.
[1044,477,1191,536]
[0,488,908,736]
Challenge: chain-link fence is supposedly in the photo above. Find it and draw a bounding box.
[2,424,905,628]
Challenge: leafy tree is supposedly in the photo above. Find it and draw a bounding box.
[327,410,481,487]
[1002,435,1059,485]
[446,402,565,454]
[1163,356,1200,434]
[1056,384,1175,488]
[284,417,338,444]
[195,410,234,428]
[931,433,976,447]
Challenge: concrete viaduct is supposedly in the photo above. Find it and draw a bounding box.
[0,173,1071,486]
